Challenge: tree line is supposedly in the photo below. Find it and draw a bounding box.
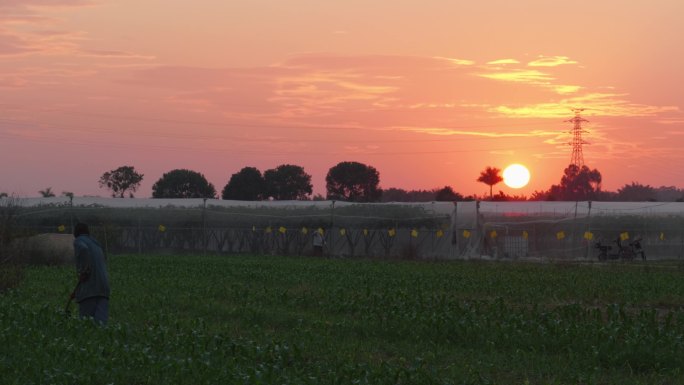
[476,164,684,202]
[94,162,383,201]
[10,162,684,202]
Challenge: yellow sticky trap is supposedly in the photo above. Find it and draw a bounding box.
[583,231,593,240]
[340,228,346,236]
[660,232,665,241]
[388,228,396,237]
[620,232,629,241]
[462,230,471,238]
[279,226,287,234]
[522,231,528,240]
[317,228,324,235]
[436,229,444,238]
[556,231,565,240]
[301,227,308,234]
[158,224,166,232]
[363,229,368,236]
[252,225,256,232]
[57,225,66,232]
[265,226,272,233]
[490,230,497,239]
[411,229,418,238]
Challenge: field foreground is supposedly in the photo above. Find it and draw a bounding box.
[3,255,684,384]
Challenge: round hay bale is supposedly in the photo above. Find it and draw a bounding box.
[11,233,74,266]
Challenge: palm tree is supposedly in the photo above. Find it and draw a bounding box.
[38,187,55,197]
[477,167,503,200]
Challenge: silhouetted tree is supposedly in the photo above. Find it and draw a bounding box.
[99,165,144,198]
[380,188,432,202]
[222,167,265,200]
[152,169,216,199]
[326,161,381,202]
[264,164,312,200]
[548,164,602,201]
[39,187,55,197]
[529,190,549,201]
[380,187,470,202]
[616,182,656,201]
[487,191,529,201]
[0,193,7,199]
[381,188,409,202]
[477,167,503,200]
[653,186,684,202]
[434,186,463,201]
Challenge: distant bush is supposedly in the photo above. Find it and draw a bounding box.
[10,233,73,266]
[1,197,24,291]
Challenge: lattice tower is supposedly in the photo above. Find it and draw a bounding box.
[566,108,589,167]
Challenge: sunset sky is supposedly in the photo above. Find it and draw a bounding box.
[1,0,683,198]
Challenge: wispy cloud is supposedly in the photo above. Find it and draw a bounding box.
[528,55,577,67]
[657,119,684,126]
[0,0,97,9]
[487,58,520,65]
[0,1,148,62]
[0,1,96,25]
[79,49,155,60]
[396,126,558,138]
[0,30,38,55]
[492,93,680,118]
[434,56,475,66]
[554,85,581,94]
[478,69,553,83]
[122,52,679,153]
[0,75,27,88]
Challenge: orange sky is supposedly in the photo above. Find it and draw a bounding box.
[1,0,683,198]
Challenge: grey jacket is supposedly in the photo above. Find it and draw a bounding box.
[74,235,110,302]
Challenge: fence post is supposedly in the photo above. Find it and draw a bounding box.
[584,201,592,260]
[202,198,207,256]
[329,200,335,257]
[476,200,481,258]
[452,201,459,258]
[137,216,142,255]
[68,195,74,234]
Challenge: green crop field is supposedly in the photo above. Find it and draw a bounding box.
[3,255,684,384]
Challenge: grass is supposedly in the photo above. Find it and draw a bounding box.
[0,263,23,292]
[3,255,684,384]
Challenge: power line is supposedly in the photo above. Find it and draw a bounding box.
[0,116,556,145]
[0,102,558,133]
[0,131,550,156]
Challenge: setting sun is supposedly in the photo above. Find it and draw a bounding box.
[503,164,531,189]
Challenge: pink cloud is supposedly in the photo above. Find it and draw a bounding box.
[0,0,147,61]
[0,0,96,9]
[0,75,28,88]
[0,36,33,55]
[79,49,155,60]
[124,53,679,133]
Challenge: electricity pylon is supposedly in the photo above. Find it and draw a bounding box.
[566,108,588,167]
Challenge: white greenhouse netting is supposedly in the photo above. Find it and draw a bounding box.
[3,197,684,260]
[454,201,684,261]
[3,198,455,259]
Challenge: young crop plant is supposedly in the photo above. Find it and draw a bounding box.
[3,254,684,384]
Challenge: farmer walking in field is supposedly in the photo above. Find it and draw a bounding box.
[70,222,110,325]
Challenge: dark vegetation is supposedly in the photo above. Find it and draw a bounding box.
[9,161,674,203]
[3,254,684,384]
[0,197,24,292]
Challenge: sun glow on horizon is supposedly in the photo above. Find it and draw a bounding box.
[503,164,531,189]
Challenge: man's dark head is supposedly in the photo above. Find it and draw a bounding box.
[74,223,90,238]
